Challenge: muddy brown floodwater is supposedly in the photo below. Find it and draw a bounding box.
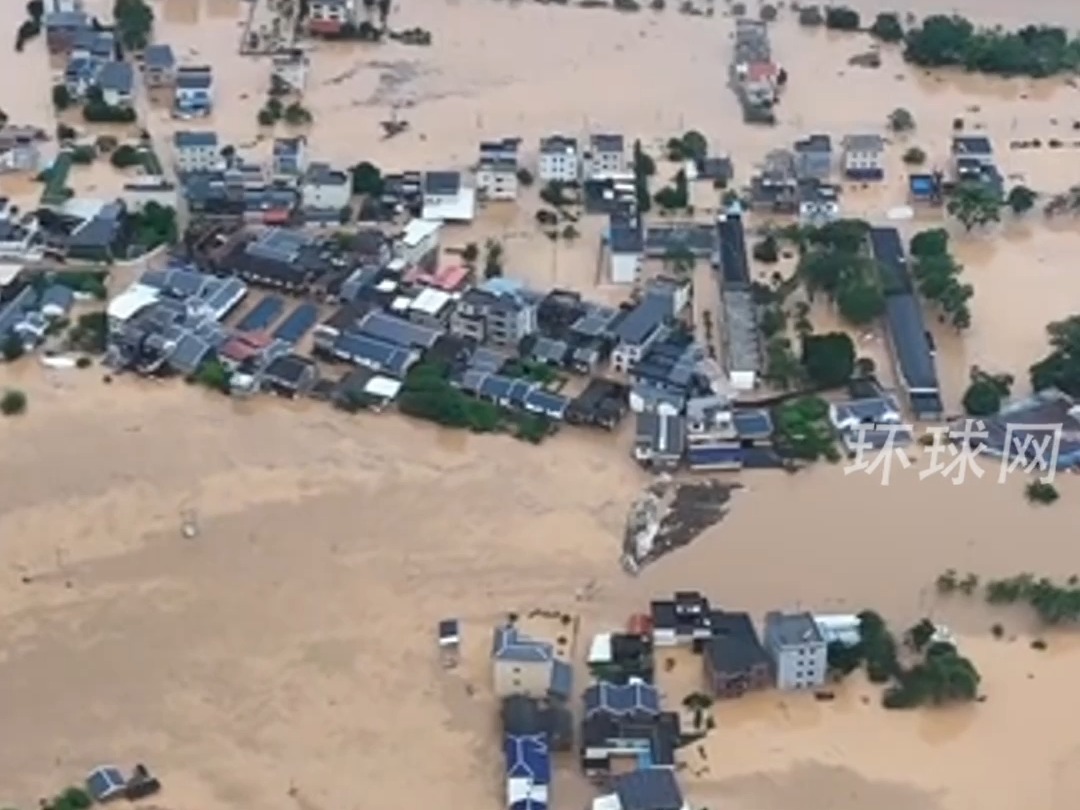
[3,1,1080,809]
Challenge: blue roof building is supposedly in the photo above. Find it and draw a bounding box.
[505,733,549,810]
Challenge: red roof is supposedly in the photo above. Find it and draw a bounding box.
[221,331,273,362]
[404,263,471,292]
[746,61,778,82]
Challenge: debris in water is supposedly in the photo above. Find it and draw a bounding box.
[622,477,739,572]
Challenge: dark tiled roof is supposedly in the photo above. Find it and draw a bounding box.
[613,768,684,810]
[705,611,771,674]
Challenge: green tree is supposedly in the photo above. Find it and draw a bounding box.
[869,12,903,42]
[2,333,25,362]
[887,107,916,132]
[1006,184,1037,215]
[632,139,653,214]
[824,5,860,30]
[801,332,855,388]
[758,305,786,339]
[906,618,936,652]
[763,336,803,390]
[947,180,1002,230]
[349,161,383,195]
[663,243,694,275]
[194,358,231,393]
[902,146,927,165]
[110,143,143,168]
[461,242,479,263]
[515,166,534,186]
[1030,315,1080,396]
[961,366,1012,416]
[836,273,885,325]
[910,228,948,257]
[680,130,708,162]
[752,234,779,263]
[0,389,28,416]
[113,0,154,50]
[283,102,312,125]
[27,0,45,20]
[773,396,837,461]
[798,5,823,26]
[257,108,277,127]
[484,239,504,278]
[1026,481,1060,505]
[52,84,72,110]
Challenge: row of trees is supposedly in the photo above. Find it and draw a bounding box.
[904,15,1080,78]
[397,361,549,442]
[941,571,1080,623]
[829,611,981,709]
[632,139,655,214]
[909,228,972,330]
[257,96,313,127]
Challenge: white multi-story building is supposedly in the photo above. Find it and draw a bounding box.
[538,134,580,183]
[172,130,219,174]
[476,138,519,201]
[584,133,626,180]
[301,162,351,211]
[764,611,827,690]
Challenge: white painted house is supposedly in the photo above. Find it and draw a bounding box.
[584,133,626,180]
[396,218,441,267]
[476,137,519,201]
[172,130,219,173]
[538,134,580,183]
[301,162,351,211]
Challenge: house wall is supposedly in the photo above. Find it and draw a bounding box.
[102,87,131,108]
[301,182,350,211]
[612,342,645,373]
[768,639,827,689]
[704,657,772,699]
[477,168,518,200]
[609,251,641,285]
[397,224,440,267]
[539,152,579,182]
[144,66,175,87]
[586,150,625,179]
[493,659,552,698]
[175,144,219,173]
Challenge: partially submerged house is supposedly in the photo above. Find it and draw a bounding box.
[538,134,580,183]
[421,171,476,222]
[492,624,573,702]
[841,133,885,181]
[142,43,176,88]
[581,681,679,775]
[174,66,213,118]
[703,611,772,699]
[476,137,520,201]
[633,412,686,470]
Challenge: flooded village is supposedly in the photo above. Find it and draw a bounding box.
[4,1,1080,810]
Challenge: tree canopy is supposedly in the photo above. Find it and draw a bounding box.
[824,5,860,31]
[961,366,1013,416]
[1006,184,1037,214]
[801,332,855,388]
[350,161,383,195]
[1029,315,1080,396]
[773,396,837,460]
[113,0,154,50]
[904,15,1080,78]
[887,107,916,132]
[869,12,904,42]
[947,180,1002,230]
[909,231,972,330]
